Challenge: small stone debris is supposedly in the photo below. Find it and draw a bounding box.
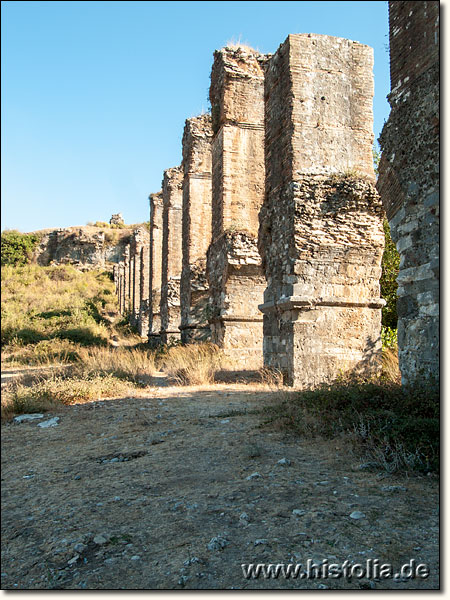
[246,472,262,480]
[38,417,60,428]
[14,414,44,423]
[93,534,110,545]
[67,554,80,566]
[207,536,229,551]
[349,511,366,520]
[183,557,202,566]
[292,509,306,517]
[73,475,81,480]
[73,543,87,553]
[254,539,269,546]
[220,419,230,424]
[130,555,141,561]
[381,485,407,492]
[277,458,291,467]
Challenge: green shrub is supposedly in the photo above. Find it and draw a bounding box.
[1,230,39,266]
[380,218,400,328]
[381,326,398,349]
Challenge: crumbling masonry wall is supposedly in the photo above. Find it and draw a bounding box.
[180,114,213,343]
[377,1,439,385]
[149,191,163,344]
[259,34,385,387]
[207,46,268,365]
[160,167,183,344]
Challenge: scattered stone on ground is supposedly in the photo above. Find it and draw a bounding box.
[1,385,439,590]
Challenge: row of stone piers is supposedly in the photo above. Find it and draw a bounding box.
[114,9,439,387]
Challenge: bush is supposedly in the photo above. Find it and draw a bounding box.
[381,326,398,349]
[1,230,39,266]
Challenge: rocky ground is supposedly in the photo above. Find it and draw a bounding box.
[1,382,439,590]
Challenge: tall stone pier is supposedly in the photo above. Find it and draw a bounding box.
[207,46,268,366]
[123,245,131,316]
[378,1,439,385]
[148,191,163,345]
[128,226,150,337]
[180,114,213,343]
[160,167,183,344]
[259,34,385,387]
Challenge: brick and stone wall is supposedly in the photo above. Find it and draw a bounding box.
[259,34,385,386]
[160,167,183,343]
[377,1,439,384]
[180,114,213,343]
[207,46,268,366]
[149,191,164,344]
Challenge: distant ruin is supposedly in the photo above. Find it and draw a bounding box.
[377,0,439,385]
[113,9,439,386]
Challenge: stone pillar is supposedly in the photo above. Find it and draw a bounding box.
[160,167,183,344]
[180,114,213,343]
[148,191,163,345]
[123,245,130,315]
[118,262,125,315]
[377,2,439,385]
[129,226,150,335]
[138,236,151,339]
[207,46,268,366]
[259,34,385,387]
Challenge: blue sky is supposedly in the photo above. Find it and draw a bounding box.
[1,0,390,232]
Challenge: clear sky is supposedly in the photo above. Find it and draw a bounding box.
[1,0,390,232]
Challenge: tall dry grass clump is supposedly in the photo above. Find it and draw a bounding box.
[76,346,158,385]
[160,343,225,385]
[1,373,130,421]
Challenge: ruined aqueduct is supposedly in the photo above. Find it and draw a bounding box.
[113,1,439,387]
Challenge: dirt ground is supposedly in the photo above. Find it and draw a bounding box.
[1,377,439,590]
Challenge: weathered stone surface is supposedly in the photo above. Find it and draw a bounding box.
[109,213,124,226]
[377,1,439,385]
[160,167,183,344]
[180,114,213,343]
[149,191,164,344]
[207,46,268,366]
[260,34,384,386]
[207,230,266,364]
[33,226,131,271]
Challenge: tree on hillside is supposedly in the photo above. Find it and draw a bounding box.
[1,230,39,266]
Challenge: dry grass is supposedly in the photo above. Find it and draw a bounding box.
[76,346,159,385]
[225,38,258,53]
[1,373,130,421]
[382,346,401,383]
[159,343,225,385]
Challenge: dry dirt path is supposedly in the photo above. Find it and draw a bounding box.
[1,385,439,590]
